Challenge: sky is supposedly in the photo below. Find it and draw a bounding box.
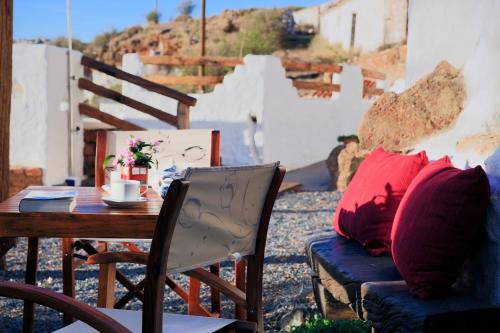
[14,0,325,42]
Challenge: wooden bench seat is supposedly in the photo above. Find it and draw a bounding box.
[306,232,401,317]
[306,233,499,332]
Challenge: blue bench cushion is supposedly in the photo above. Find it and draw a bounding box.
[306,232,401,316]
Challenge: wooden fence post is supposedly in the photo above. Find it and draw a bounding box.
[0,0,16,266]
[176,103,190,129]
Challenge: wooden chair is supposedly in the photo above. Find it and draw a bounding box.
[63,129,222,320]
[65,164,285,332]
[1,179,255,333]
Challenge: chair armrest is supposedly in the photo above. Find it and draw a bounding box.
[183,268,246,307]
[86,252,149,265]
[0,281,130,333]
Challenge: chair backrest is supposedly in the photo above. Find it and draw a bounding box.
[143,164,285,333]
[167,164,279,273]
[95,129,220,186]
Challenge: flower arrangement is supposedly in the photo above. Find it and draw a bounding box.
[104,137,162,169]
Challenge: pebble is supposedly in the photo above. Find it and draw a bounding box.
[0,191,341,332]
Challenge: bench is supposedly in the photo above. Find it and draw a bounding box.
[306,232,498,333]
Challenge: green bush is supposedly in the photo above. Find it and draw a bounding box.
[90,28,120,49]
[146,11,161,24]
[50,37,87,52]
[177,0,195,17]
[215,9,286,57]
[291,315,370,333]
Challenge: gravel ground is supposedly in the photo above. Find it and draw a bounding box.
[0,191,341,332]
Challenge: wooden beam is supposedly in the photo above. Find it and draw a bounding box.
[282,60,343,74]
[363,86,385,97]
[292,81,341,92]
[0,0,12,202]
[78,78,178,127]
[144,75,223,86]
[361,68,386,80]
[0,0,16,264]
[141,55,343,74]
[79,103,145,131]
[140,55,243,67]
[81,56,197,107]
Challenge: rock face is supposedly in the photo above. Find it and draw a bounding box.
[456,133,500,158]
[327,143,370,192]
[358,61,465,151]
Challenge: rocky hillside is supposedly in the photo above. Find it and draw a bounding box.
[49,7,406,86]
[84,8,291,65]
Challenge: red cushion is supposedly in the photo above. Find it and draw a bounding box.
[333,148,429,256]
[391,157,490,298]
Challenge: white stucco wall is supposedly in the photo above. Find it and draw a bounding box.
[407,0,500,168]
[319,0,407,53]
[121,53,265,166]
[293,6,321,28]
[11,44,83,185]
[262,61,372,169]
[120,53,374,170]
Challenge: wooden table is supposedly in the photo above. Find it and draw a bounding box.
[0,186,163,332]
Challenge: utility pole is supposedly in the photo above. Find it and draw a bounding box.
[198,0,206,92]
[66,0,74,179]
[154,0,159,16]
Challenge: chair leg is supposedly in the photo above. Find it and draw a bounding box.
[97,263,116,308]
[188,277,202,315]
[235,260,246,320]
[210,264,221,314]
[62,238,76,325]
[23,237,39,333]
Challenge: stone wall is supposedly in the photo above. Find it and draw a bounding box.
[9,167,43,197]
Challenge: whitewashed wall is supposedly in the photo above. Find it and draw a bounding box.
[319,0,407,53]
[407,0,500,168]
[293,6,321,28]
[262,61,371,169]
[121,54,266,165]
[11,44,83,185]
[121,54,373,169]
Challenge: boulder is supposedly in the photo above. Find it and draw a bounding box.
[327,143,370,192]
[359,61,465,151]
[325,145,344,190]
[456,133,500,158]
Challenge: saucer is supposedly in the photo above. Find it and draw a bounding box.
[102,196,147,208]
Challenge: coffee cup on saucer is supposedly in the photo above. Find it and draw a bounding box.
[110,180,140,201]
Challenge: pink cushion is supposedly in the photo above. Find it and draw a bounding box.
[333,148,429,256]
[391,157,490,298]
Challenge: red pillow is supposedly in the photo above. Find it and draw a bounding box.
[391,157,490,298]
[333,147,429,256]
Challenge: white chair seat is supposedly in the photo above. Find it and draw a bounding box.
[53,308,235,333]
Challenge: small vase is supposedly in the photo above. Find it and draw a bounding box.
[121,165,148,191]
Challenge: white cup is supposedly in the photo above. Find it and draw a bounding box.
[110,180,140,201]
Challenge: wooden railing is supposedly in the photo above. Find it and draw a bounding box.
[79,55,196,130]
[139,55,385,99]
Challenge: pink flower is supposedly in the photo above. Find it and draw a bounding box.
[128,138,139,148]
[151,140,162,153]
